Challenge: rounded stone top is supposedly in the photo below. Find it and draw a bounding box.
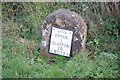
[45,9,87,30]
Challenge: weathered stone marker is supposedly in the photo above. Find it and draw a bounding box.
[41,9,87,58]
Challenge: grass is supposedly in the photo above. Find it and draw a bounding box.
[2,35,119,78]
[2,2,120,78]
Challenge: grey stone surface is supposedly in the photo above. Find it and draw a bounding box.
[41,9,87,58]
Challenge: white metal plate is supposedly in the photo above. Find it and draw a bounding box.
[49,27,73,57]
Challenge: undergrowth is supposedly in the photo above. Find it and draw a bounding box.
[2,2,120,78]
